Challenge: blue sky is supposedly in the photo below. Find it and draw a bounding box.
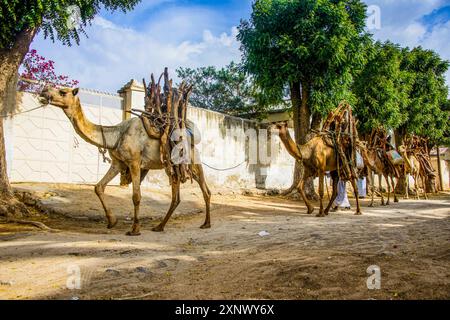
[32,0,450,93]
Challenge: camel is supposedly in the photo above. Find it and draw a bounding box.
[273,122,361,216]
[398,145,427,200]
[358,142,398,206]
[40,87,211,235]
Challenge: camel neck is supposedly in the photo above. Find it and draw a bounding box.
[278,128,303,160]
[65,100,121,150]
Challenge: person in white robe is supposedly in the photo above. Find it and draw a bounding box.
[332,180,351,211]
[358,177,367,198]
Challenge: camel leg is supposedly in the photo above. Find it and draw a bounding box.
[414,173,420,200]
[193,164,212,229]
[349,178,362,215]
[384,174,391,205]
[126,163,141,236]
[95,163,121,229]
[324,172,338,215]
[391,176,399,203]
[368,171,375,207]
[298,177,314,215]
[152,180,181,232]
[316,172,325,217]
[421,175,428,200]
[404,173,409,199]
[378,174,385,205]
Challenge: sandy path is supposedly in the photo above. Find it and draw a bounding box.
[0,186,449,300]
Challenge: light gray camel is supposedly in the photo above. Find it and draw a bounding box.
[40,87,211,235]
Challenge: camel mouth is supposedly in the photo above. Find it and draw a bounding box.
[39,96,50,105]
[39,91,66,108]
[39,90,51,105]
[272,122,287,131]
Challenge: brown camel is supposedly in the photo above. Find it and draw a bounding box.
[358,142,398,206]
[398,145,427,200]
[274,122,361,216]
[40,87,211,235]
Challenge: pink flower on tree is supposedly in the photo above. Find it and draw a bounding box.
[18,49,79,93]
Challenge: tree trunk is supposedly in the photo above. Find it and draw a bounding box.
[425,144,437,193]
[436,145,443,191]
[299,83,318,200]
[311,112,322,131]
[0,119,12,198]
[0,28,37,214]
[282,81,318,200]
[282,82,302,195]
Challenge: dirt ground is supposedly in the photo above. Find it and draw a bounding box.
[0,183,449,300]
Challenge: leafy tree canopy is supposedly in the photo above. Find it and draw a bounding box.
[238,0,371,116]
[176,62,277,117]
[353,41,413,135]
[399,46,449,144]
[0,0,140,48]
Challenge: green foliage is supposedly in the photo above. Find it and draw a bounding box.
[238,0,370,116]
[176,62,277,117]
[0,0,140,48]
[440,99,450,146]
[400,46,449,144]
[353,41,412,134]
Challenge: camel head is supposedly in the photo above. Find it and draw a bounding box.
[40,86,80,111]
[271,121,288,135]
[356,140,370,161]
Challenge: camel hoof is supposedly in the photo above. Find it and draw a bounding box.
[152,225,164,232]
[368,204,374,208]
[126,224,140,236]
[307,208,315,215]
[355,212,362,215]
[394,199,399,203]
[126,231,141,236]
[200,223,211,229]
[107,216,118,229]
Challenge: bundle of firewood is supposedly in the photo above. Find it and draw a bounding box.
[321,101,360,181]
[131,68,194,184]
[404,135,436,179]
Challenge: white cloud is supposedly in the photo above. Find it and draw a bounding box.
[31,14,240,93]
[421,20,450,91]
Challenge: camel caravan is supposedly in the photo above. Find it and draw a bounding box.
[39,69,437,235]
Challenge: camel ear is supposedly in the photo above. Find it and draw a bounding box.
[72,88,79,96]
